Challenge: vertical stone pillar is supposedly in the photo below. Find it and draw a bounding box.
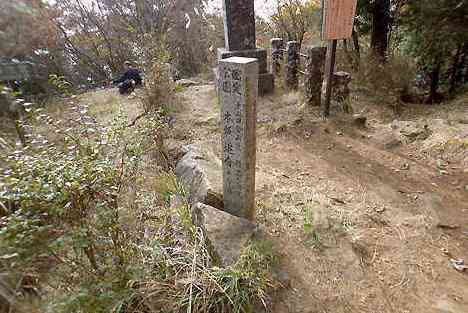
[270,38,284,76]
[222,0,256,51]
[218,0,274,95]
[218,57,258,220]
[304,46,327,106]
[285,41,300,90]
[333,71,352,102]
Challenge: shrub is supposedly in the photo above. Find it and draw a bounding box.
[0,100,164,312]
[0,97,276,313]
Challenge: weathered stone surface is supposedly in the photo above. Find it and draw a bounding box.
[217,48,273,95]
[304,46,326,106]
[163,138,185,166]
[218,57,258,220]
[258,72,275,95]
[218,48,268,74]
[222,0,256,51]
[192,203,257,266]
[175,145,224,209]
[332,71,352,102]
[270,38,284,76]
[285,41,300,90]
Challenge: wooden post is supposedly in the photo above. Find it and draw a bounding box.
[320,0,358,116]
[322,40,337,117]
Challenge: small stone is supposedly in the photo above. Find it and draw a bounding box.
[337,131,343,136]
[464,185,468,192]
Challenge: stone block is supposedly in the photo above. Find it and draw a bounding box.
[259,72,275,96]
[175,145,224,209]
[218,48,268,74]
[332,71,352,102]
[192,203,257,266]
[270,38,284,76]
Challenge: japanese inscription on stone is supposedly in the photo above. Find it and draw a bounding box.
[218,57,258,220]
[321,0,358,40]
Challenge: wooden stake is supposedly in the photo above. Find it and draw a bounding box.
[323,39,337,117]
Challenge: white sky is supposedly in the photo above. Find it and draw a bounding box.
[44,0,278,18]
[208,0,277,17]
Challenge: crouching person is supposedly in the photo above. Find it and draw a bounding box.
[112,61,143,95]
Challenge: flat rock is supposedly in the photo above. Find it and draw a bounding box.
[192,203,257,266]
[163,138,185,166]
[175,144,223,209]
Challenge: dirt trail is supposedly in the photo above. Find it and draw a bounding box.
[171,84,468,313]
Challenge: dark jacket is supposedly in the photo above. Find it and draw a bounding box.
[113,68,142,86]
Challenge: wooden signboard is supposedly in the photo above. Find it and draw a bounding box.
[321,0,358,40]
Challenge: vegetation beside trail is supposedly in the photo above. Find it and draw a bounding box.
[0,59,277,313]
[1,0,467,312]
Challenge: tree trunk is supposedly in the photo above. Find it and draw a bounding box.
[342,39,354,68]
[352,28,360,59]
[371,0,390,62]
[351,28,360,69]
[461,42,468,84]
[449,44,463,94]
[427,60,442,104]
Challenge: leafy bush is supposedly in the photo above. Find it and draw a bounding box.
[0,97,276,313]
[0,100,164,312]
[48,75,73,96]
[346,51,417,107]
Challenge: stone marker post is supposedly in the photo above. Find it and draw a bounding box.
[270,38,284,76]
[218,0,274,95]
[285,41,300,90]
[218,57,258,220]
[304,46,327,106]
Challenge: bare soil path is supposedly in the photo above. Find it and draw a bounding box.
[171,83,468,313]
